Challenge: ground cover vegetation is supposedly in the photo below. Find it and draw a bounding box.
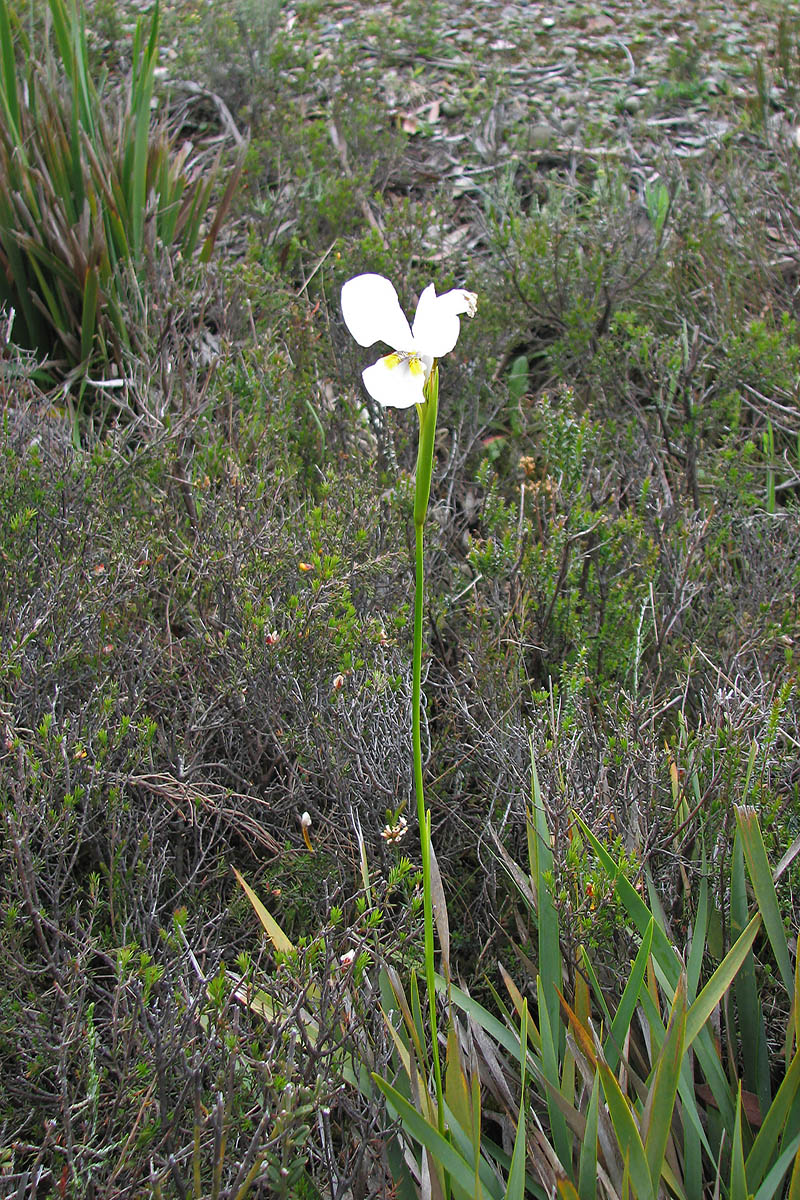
[1,0,800,1194]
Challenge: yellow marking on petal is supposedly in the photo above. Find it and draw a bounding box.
[384,353,402,369]
[408,355,424,377]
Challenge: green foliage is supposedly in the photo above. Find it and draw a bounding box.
[0,397,413,1191]
[423,768,800,1200]
[0,0,242,386]
[654,43,709,108]
[2,0,800,1193]
[168,0,283,116]
[457,390,660,693]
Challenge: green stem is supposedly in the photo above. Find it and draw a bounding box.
[412,364,444,1133]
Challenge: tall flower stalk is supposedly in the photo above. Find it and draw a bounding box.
[341,273,476,1131]
[412,361,443,1122]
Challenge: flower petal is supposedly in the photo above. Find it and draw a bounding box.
[341,274,414,350]
[412,284,478,357]
[362,353,428,408]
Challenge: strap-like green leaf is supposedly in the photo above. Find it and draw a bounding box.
[578,816,737,1129]
[730,1085,750,1200]
[538,974,572,1173]
[598,1061,655,1200]
[443,974,527,1061]
[504,1001,528,1200]
[446,1021,475,1167]
[686,873,708,1003]
[0,0,20,138]
[644,975,686,1194]
[232,867,294,955]
[429,836,450,985]
[747,1052,800,1191]
[557,1182,581,1200]
[605,920,653,1073]
[732,824,771,1119]
[80,263,98,365]
[736,806,795,998]
[684,912,761,1049]
[576,818,679,987]
[578,1072,600,1200]
[768,1132,800,1200]
[530,749,561,1051]
[374,1075,498,1200]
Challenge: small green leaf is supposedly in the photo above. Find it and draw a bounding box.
[508,354,529,404]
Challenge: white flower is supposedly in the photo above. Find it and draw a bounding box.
[341,273,477,408]
[381,815,409,843]
[299,810,314,852]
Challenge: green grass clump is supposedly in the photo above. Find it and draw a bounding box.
[0,0,241,392]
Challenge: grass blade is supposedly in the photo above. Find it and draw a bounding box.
[598,1060,655,1200]
[605,919,653,1073]
[538,973,572,1174]
[530,747,561,1049]
[504,1000,528,1200]
[643,974,686,1195]
[578,1072,600,1200]
[732,822,772,1126]
[374,1075,497,1200]
[232,867,294,955]
[684,912,761,1049]
[730,1084,749,1200]
[736,805,794,998]
[747,1052,800,1192]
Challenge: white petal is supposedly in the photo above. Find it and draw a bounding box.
[341,274,414,350]
[411,284,477,357]
[362,354,427,408]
